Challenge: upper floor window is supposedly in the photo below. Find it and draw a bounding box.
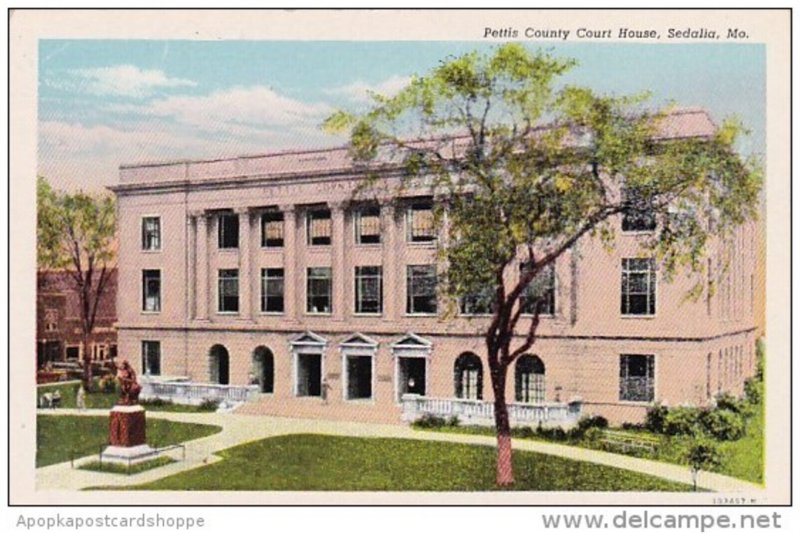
[261,210,284,247]
[406,200,436,243]
[460,286,495,316]
[261,268,284,313]
[407,265,437,315]
[621,258,656,316]
[142,269,161,312]
[218,269,239,313]
[355,266,382,314]
[218,213,239,249]
[141,216,161,251]
[142,341,161,376]
[307,207,332,246]
[520,263,556,315]
[619,354,655,402]
[307,267,332,314]
[356,205,381,245]
[621,187,657,232]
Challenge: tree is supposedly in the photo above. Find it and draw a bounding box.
[324,44,762,486]
[687,439,722,491]
[37,176,116,390]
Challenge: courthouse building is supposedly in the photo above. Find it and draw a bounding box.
[110,108,759,425]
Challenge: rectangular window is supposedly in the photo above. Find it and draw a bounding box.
[261,268,284,313]
[355,266,382,314]
[296,353,322,397]
[460,287,495,315]
[619,354,655,402]
[142,269,161,312]
[141,216,161,251]
[406,200,436,242]
[621,258,656,316]
[356,205,381,244]
[260,210,284,247]
[141,341,161,376]
[407,265,437,314]
[218,269,239,313]
[307,207,332,245]
[520,263,556,315]
[218,213,239,249]
[621,187,657,232]
[307,267,332,314]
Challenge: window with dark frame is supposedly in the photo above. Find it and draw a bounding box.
[619,354,655,402]
[218,213,239,249]
[261,268,284,313]
[142,269,161,312]
[621,187,657,232]
[141,216,161,251]
[307,267,332,313]
[621,258,656,315]
[141,341,161,376]
[356,205,381,244]
[355,266,382,314]
[406,265,437,314]
[261,210,284,247]
[520,263,556,315]
[406,200,436,242]
[460,286,495,315]
[218,269,239,313]
[307,207,332,245]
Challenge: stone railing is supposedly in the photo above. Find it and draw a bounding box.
[400,395,582,428]
[140,377,260,406]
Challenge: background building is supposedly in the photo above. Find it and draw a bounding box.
[110,109,759,425]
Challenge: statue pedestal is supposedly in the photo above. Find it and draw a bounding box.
[101,405,155,465]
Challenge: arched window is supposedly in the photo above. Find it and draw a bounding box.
[515,354,545,403]
[209,344,230,385]
[454,352,483,400]
[252,346,274,393]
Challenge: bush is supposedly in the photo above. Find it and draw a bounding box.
[755,338,765,380]
[198,399,220,412]
[577,415,609,433]
[744,377,763,405]
[583,427,604,446]
[663,406,703,436]
[446,415,460,427]
[412,413,447,429]
[715,392,746,414]
[97,375,118,394]
[141,398,172,407]
[645,403,669,433]
[514,426,535,439]
[536,425,568,441]
[702,409,745,441]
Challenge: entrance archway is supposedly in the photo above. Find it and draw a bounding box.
[209,344,230,385]
[252,346,274,393]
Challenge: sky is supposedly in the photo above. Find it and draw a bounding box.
[38,41,765,192]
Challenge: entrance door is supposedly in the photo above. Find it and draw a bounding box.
[347,355,372,400]
[297,353,322,397]
[398,357,426,400]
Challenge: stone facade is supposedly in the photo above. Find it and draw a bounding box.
[110,109,759,425]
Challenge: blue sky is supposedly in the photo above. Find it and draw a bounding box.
[39,41,765,191]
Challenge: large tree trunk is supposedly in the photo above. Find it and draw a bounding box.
[81,335,93,392]
[491,362,514,487]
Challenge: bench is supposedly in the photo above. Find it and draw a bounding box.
[599,430,660,454]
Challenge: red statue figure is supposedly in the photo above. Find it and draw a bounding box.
[115,359,142,405]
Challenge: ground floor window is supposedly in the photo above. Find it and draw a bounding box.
[397,357,426,401]
[346,355,373,400]
[252,346,274,393]
[454,352,483,400]
[65,345,80,360]
[515,354,545,403]
[296,352,322,397]
[142,341,161,376]
[619,354,655,402]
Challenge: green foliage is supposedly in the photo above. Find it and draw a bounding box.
[198,399,221,412]
[645,403,669,433]
[701,409,745,441]
[576,415,609,432]
[744,377,763,405]
[686,439,722,474]
[715,392,747,415]
[663,406,703,437]
[411,413,448,429]
[98,375,118,394]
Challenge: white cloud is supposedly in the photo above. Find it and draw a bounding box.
[71,65,196,98]
[325,75,412,104]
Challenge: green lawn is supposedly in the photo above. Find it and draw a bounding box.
[36,415,221,467]
[125,434,692,491]
[37,381,218,413]
[80,456,176,475]
[717,403,764,484]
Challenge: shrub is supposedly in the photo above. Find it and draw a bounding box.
[744,377,763,405]
[198,399,220,412]
[577,415,609,433]
[621,422,645,431]
[715,392,746,414]
[412,413,447,429]
[141,398,171,407]
[645,403,669,433]
[514,426,535,439]
[663,406,703,436]
[702,409,745,441]
[583,427,604,446]
[97,375,118,394]
[755,338,765,380]
[536,425,568,441]
[446,415,461,427]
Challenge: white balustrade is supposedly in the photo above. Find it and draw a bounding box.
[140,377,260,405]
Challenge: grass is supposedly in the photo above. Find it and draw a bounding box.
[36,415,221,467]
[37,381,219,413]
[79,456,176,475]
[717,402,764,483]
[122,434,692,491]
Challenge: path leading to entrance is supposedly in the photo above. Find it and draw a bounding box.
[36,408,761,493]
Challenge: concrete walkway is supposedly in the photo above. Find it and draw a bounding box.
[36,408,763,493]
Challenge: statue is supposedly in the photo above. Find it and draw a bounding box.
[115,359,141,405]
